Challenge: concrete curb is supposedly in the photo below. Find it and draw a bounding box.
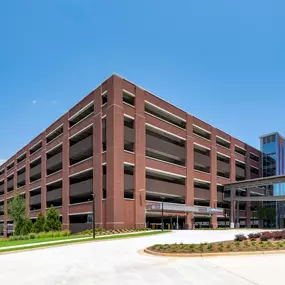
[144,248,285,258]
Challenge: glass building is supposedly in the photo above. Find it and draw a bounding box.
[260,132,285,228]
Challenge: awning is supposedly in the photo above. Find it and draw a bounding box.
[146,203,224,214]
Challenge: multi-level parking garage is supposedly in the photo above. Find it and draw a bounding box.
[0,74,262,236]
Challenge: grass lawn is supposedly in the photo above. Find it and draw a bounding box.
[0,230,170,253]
[0,235,87,248]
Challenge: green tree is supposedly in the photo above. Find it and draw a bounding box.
[266,207,276,221]
[32,213,46,233]
[257,206,266,220]
[22,218,33,235]
[44,206,61,232]
[7,193,26,236]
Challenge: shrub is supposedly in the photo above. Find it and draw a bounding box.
[29,233,36,239]
[207,244,213,251]
[234,234,247,242]
[22,218,33,236]
[272,231,283,240]
[248,233,261,240]
[44,206,61,232]
[32,213,46,233]
[60,230,70,237]
[260,235,270,241]
[260,232,271,241]
[281,230,285,239]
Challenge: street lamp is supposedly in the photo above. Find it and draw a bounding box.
[92,193,96,239]
[161,197,165,231]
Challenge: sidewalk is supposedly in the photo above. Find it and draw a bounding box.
[0,230,161,251]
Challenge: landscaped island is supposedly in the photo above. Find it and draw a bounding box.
[147,231,285,255]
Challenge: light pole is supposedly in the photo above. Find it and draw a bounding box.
[92,193,96,239]
[161,197,165,231]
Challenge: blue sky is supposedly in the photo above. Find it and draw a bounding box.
[0,0,285,162]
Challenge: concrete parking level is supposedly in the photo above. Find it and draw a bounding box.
[0,230,282,285]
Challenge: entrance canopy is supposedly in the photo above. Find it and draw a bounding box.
[223,174,285,228]
[223,174,285,202]
[146,203,224,214]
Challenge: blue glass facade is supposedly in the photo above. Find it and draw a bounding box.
[260,133,285,228]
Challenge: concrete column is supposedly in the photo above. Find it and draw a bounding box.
[230,137,236,226]
[106,75,124,229]
[62,117,70,230]
[41,132,47,216]
[93,87,103,228]
[186,115,194,229]
[230,188,235,228]
[236,200,240,228]
[134,87,146,228]
[210,128,218,228]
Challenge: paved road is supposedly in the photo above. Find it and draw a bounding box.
[0,230,282,285]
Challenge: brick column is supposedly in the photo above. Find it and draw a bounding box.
[62,116,70,230]
[13,172,17,194]
[41,133,47,216]
[93,88,103,228]
[134,87,146,228]
[245,148,251,228]
[210,128,218,228]
[25,158,30,216]
[3,173,7,238]
[230,138,236,226]
[186,115,194,229]
[106,75,124,229]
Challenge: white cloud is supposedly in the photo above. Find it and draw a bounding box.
[0,159,6,166]
[32,100,37,104]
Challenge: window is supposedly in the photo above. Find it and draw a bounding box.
[46,125,63,143]
[102,165,106,199]
[235,145,246,156]
[124,165,134,199]
[123,91,135,106]
[146,125,186,166]
[124,117,134,152]
[217,153,230,179]
[193,125,211,140]
[7,161,14,171]
[102,118,106,151]
[69,103,94,128]
[194,145,210,173]
[250,167,259,179]
[250,152,259,162]
[69,127,93,165]
[17,153,27,164]
[30,141,42,155]
[216,136,230,149]
[263,135,276,144]
[102,92,107,105]
[145,101,186,129]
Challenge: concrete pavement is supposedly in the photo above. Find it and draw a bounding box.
[0,229,281,285]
